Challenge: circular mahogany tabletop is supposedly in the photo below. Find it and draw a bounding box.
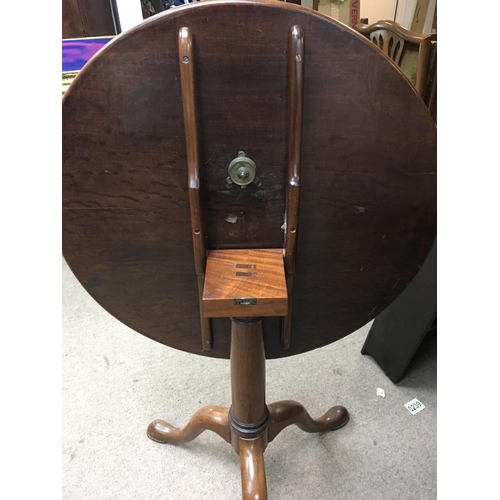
[62,0,436,359]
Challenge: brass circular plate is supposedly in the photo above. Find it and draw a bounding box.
[228,156,257,186]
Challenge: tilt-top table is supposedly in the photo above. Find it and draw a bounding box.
[62,1,436,498]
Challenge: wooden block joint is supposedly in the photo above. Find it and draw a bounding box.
[202,249,288,318]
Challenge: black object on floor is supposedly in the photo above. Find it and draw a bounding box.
[361,240,437,383]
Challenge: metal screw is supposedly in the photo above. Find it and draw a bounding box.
[295,54,301,62]
[253,177,260,185]
[194,228,200,234]
[182,56,189,63]
[236,166,250,179]
[238,151,246,157]
[290,227,296,233]
[226,176,233,185]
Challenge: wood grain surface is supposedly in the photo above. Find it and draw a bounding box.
[62,0,437,359]
[203,249,288,317]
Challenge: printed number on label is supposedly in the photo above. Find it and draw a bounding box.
[404,398,425,415]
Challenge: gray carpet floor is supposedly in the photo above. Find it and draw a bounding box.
[62,258,437,500]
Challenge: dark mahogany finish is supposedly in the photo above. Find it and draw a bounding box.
[62,0,436,359]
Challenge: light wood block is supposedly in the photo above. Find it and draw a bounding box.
[203,249,288,318]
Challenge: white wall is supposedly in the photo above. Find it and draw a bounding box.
[302,0,397,22]
[421,0,437,34]
[395,0,417,28]
[360,0,397,23]
[115,0,144,33]
[394,0,436,32]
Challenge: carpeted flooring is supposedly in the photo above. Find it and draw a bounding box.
[62,257,437,500]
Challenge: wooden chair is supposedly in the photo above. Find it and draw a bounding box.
[357,20,436,103]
